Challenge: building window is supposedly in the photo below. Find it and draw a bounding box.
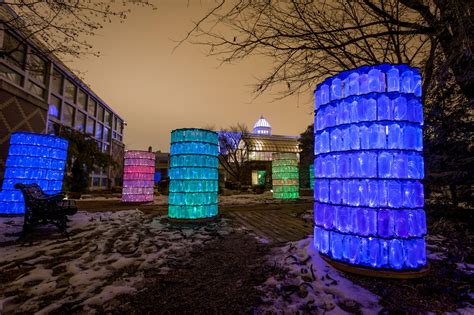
[27,52,47,84]
[103,127,110,143]
[26,80,45,98]
[86,117,95,135]
[62,103,74,126]
[0,64,23,85]
[48,95,61,118]
[95,123,103,140]
[64,79,76,102]
[2,32,26,68]
[116,119,123,134]
[96,105,104,122]
[75,111,86,132]
[51,69,63,94]
[102,143,109,153]
[88,99,96,116]
[104,110,111,126]
[77,89,87,110]
[101,177,108,187]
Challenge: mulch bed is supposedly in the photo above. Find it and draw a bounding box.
[115,228,272,314]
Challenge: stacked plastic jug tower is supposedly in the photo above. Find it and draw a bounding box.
[122,150,156,203]
[313,64,428,275]
[168,128,219,220]
[0,132,69,214]
[272,153,299,199]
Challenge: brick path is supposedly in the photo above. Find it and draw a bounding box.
[77,198,314,243]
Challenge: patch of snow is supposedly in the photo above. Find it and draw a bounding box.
[256,238,382,314]
[427,252,448,261]
[0,210,232,314]
[82,284,137,306]
[426,235,446,242]
[219,191,312,206]
[445,303,474,315]
[456,263,474,276]
[75,192,312,207]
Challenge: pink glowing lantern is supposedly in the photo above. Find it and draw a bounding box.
[122,150,155,203]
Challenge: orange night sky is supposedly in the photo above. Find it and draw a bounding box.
[69,1,314,152]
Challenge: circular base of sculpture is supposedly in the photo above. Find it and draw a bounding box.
[321,255,430,279]
[167,215,219,224]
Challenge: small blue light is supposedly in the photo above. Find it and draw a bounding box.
[154,172,161,182]
[0,132,68,214]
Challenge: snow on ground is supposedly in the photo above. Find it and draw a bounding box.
[219,191,312,206]
[77,191,313,207]
[0,210,231,314]
[425,234,449,261]
[255,237,382,314]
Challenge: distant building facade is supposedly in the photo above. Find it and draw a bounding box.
[220,116,300,186]
[0,6,125,189]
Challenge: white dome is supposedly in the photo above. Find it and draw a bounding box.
[253,115,272,135]
[254,116,271,129]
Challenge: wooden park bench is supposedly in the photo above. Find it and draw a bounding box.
[14,183,78,236]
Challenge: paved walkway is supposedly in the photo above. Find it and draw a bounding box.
[223,203,313,243]
[76,198,314,244]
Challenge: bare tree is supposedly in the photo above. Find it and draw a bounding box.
[182,0,473,100]
[218,123,251,188]
[0,1,156,59]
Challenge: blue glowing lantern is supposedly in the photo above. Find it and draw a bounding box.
[0,132,68,214]
[313,64,427,272]
[168,128,219,220]
[154,172,162,183]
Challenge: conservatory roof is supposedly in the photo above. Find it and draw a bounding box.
[245,134,300,153]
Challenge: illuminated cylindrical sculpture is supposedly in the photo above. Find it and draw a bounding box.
[310,163,315,189]
[272,153,299,199]
[122,150,155,203]
[0,132,68,214]
[168,128,219,220]
[313,64,427,273]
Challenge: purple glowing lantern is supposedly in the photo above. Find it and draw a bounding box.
[313,64,427,274]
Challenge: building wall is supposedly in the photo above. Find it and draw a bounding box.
[0,25,125,190]
[109,139,125,187]
[0,80,48,186]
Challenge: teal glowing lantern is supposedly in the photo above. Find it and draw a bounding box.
[168,128,219,220]
[272,153,299,199]
[310,163,315,189]
[313,64,427,274]
[0,132,68,214]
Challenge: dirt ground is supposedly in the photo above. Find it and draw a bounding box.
[1,197,472,314]
[75,198,473,314]
[115,228,271,314]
